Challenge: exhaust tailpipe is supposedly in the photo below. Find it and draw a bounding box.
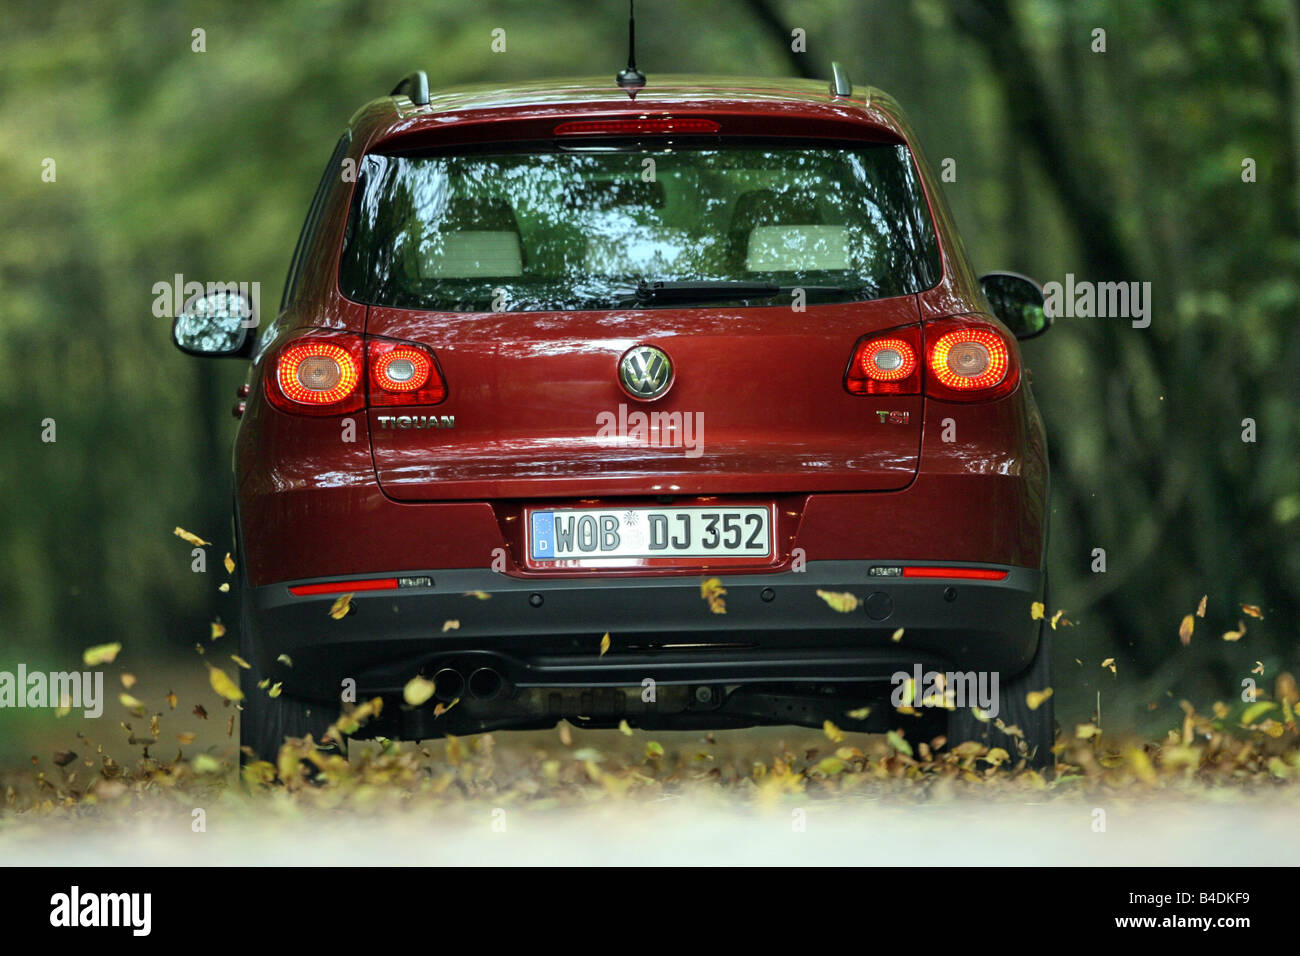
[433,667,464,702]
[468,667,504,701]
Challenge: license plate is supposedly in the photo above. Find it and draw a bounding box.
[528,507,772,562]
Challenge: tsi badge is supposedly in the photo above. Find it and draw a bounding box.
[876,410,910,424]
[377,414,455,430]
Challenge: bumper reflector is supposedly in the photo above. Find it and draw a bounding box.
[901,567,1008,580]
[288,578,400,596]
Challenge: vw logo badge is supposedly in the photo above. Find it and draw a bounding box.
[618,345,674,400]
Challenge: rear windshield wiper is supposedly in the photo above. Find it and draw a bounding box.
[619,280,846,304]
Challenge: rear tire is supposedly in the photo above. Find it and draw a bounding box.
[946,617,1055,770]
[237,572,339,765]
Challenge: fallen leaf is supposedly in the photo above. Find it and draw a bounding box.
[1025,688,1053,710]
[218,583,230,593]
[1252,661,1266,676]
[814,756,847,776]
[120,673,137,689]
[53,751,77,767]
[329,593,354,620]
[1050,609,1071,630]
[441,620,460,633]
[1075,723,1101,739]
[618,719,634,737]
[173,526,210,547]
[599,632,611,656]
[823,720,845,743]
[846,706,871,720]
[885,729,913,757]
[1222,621,1246,642]
[1178,614,1194,646]
[463,590,491,600]
[276,654,293,667]
[816,589,861,613]
[177,732,196,745]
[83,643,122,666]
[210,621,226,640]
[558,722,573,746]
[267,683,282,699]
[1030,602,1045,620]
[432,698,457,717]
[230,654,251,669]
[192,704,208,719]
[890,627,904,643]
[645,741,664,759]
[1196,595,1207,617]
[206,664,243,702]
[1241,701,1276,725]
[165,690,178,710]
[1241,604,1264,620]
[1101,658,1117,675]
[403,675,437,707]
[223,553,235,575]
[119,693,145,713]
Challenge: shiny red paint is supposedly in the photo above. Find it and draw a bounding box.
[234,75,1047,589]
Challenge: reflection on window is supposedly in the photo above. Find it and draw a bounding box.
[340,142,941,312]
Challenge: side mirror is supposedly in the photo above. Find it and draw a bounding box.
[979,272,1051,340]
[171,288,256,357]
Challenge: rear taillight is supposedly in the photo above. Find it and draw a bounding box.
[367,339,446,406]
[266,332,447,415]
[846,318,1019,401]
[846,326,922,395]
[267,331,365,415]
[924,317,1019,402]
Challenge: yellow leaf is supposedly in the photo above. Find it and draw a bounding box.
[1241,701,1276,725]
[165,690,177,710]
[268,683,282,699]
[1222,621,1246,642]
[645,741,664,758]
[83,643,122,666]
[1196,594,1207,618]
[618,719,634,737]
[173,526,210,547]
[177,732,196,745]
[1252,661,1265,676]
[846,706,871,720]
[329,593,354,620]
[210,621,226,640]
[218,583,230,593]
[1050,609,1070,630]
[257,678,269,689]
[463,590,491,600]
[230,654,251,669]
[885,730,912,757]
[120,673,137,689]
[276,654,293,667]
[983,747,1010,767]
[441,620,460,633]
[814,756,847,776]
[206,664,244,702]
[599,632,611,656]
[1025,688,1053,711]
[700,577,727,614]
[823,720,845,743]
[1101,658,1116,674]
[816,589,861,613]
[403,675,436,707]
[119,693,145,712]
[1030,602,1045,620]
[1126,748,1157,784]
[1241,603,1264,619]
[223,552,235,574]
[890,627,904,642]
[1075,723,1101,739]
[1178,614,1194,646]
[432,698,457,717]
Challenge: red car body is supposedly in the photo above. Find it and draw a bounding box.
[179,71,1052,762]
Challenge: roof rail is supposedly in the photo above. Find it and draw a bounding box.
[391,70,430,106]
[829,61,852,98]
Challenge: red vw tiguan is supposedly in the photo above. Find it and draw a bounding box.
[173,64,1055,767]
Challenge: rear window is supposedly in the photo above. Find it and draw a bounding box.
[340,140,941,312]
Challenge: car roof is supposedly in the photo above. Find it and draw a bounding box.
[349,73,913,148]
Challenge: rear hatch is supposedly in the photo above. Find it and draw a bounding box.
[343,134,943,501]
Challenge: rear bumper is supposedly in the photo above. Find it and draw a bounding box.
[247,559,1043,707]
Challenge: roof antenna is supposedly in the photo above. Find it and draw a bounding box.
[615,0,646,96]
